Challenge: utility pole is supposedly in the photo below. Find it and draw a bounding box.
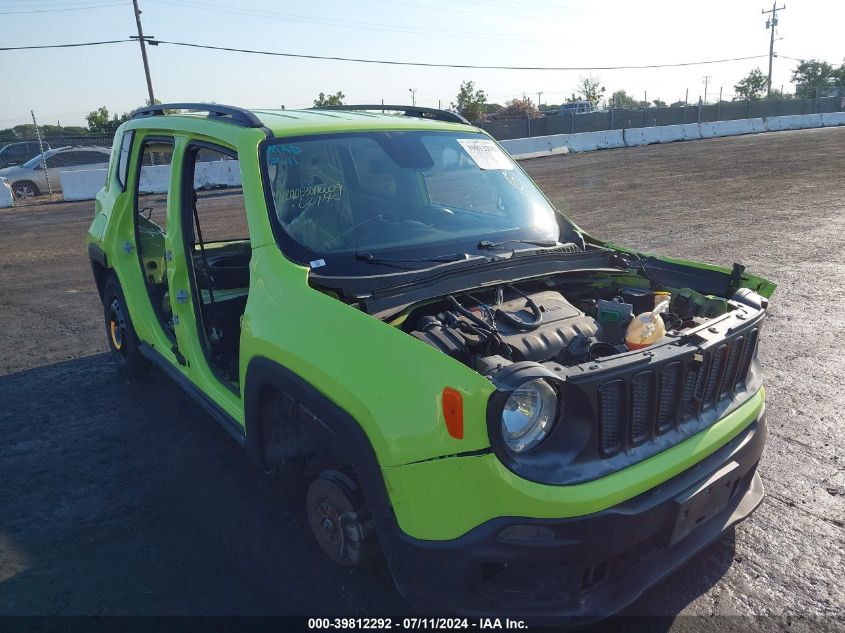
[537,91,543,110]
[763,3,786,98]
[408,88,417,106]
[132,0,156,105]
[702,75,711,103]
[31,110,53,197]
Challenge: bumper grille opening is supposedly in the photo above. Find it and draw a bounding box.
[736,328,759,389]
[598,380,625,455]
[702,344,728,408]
[657,362,682,433]
[721,335,745,398]
[630,371,656,444]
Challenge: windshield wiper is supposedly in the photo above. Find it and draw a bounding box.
[477,238,559,250]
[355,251,478,269]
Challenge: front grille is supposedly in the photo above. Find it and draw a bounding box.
[598,328,759,457]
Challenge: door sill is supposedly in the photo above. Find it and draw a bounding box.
[138,343,246,446]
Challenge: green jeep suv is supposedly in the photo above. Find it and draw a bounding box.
[86,103,774,620]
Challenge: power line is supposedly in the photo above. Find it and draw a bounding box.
[0,39,131,50]
[151,40,772,71]
[0,0,125,7]
[0,37,770,72]
[0,2,127,14]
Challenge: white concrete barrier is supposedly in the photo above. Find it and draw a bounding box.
[59,169,107,201]
[566,130,625,152]
[504,112,839,160]
[500,135,570,160]
[138,164,170,193]
[623,123,702,147]
[699,118,765,138]
[0,177,13,209]
[195,160,242,188]
[764,114,823,131]
[58,160,243,201]
[821,112,845,126]
[139,161,242,193]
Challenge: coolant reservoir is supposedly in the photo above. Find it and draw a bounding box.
[625,300,670,350]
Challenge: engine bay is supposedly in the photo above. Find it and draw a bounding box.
[400,275,750,377]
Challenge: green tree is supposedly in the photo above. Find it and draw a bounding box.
[452,81,487,122]
[572,74,605,103]
[733,69,768,101]
[314,91,346,107]
[85,106,130,133]
[499,97,541,119]
[609,90,637,108]
[652,98,667,108]
[791,60,838,98]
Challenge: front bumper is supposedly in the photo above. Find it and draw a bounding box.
[378,412,766,621]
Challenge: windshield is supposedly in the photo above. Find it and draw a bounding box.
[262,131,566,272]
[21,153,49,169]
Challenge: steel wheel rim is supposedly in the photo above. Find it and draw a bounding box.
[108,298,127,357]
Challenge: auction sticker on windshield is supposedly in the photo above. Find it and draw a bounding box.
[456,139,513,171]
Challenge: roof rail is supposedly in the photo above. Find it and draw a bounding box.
[130,103,264,129]
[312,104,470,125]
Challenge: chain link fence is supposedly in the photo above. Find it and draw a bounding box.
[0,132,114,202]
[479,95,845,140]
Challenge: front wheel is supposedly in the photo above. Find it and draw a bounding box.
[12,180,40,199]
[103,275,150,378]
[306,471,377,566]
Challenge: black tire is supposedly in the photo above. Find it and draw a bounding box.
[12,180,41,199]
[102,275,150,379]
[306,471,377,567]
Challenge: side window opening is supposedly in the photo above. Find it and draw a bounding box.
[135,138,175,338]
[183,144,248,385]
[117,132,133,190]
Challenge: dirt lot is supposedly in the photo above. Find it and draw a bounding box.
[1,128,843,624]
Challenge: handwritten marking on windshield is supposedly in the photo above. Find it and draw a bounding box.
[267,144,302,166]
[282,183,343,209]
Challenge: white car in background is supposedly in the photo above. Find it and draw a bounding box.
[0,146,111,198]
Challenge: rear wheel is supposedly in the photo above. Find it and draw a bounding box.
[12,180,40,199]
[306,471,377,566]
[103,275,150,378]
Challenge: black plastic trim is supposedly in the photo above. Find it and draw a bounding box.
[241,357,396,529]
[131,102,264,129]
[88,242,108,268]
[383,413,767,620]
[484,310,766,486]
[312,104,470,125]
[138,343,245,445]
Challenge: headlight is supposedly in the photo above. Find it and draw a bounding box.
[501,379,558,453]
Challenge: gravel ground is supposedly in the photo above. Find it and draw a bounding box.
[1,127,843,625]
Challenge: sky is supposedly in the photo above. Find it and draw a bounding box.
[1,0,843,128]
